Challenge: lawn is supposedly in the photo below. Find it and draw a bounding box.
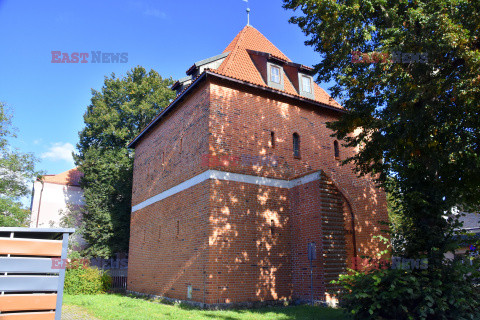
[63,294,349,320]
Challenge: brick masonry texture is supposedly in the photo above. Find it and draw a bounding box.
[128,77,389,305]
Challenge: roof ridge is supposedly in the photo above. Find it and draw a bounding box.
[252,27,290,62]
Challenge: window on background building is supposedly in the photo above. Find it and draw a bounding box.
[334,140,340,159]
[302,75,312,93]
[271,65,280,83]
[293,133,300,158]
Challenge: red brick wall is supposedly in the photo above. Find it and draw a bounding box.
[207,78,388,300]
[128,83,211,300]
[131,82,210,207]
[128,77,389,304]
[207,180,291,304]
[128,180,210,301]
[290,179,326,301]
[208,78,388,258]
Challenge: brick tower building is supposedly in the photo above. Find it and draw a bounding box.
[127,25,388,305]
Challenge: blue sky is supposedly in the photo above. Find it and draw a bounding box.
[0,0,330,179]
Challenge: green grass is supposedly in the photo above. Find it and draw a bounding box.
[63,294,349,320]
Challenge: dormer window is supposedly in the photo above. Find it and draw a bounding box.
[302,75,312,93]
[299,73,315,99]
[266,62,284,90]
[271,66,281,83]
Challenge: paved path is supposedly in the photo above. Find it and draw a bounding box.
[62,305,101,320]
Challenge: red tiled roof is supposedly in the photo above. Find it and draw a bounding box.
[128,26,343,148]
[216,26,342,109]
[41,168,83,187]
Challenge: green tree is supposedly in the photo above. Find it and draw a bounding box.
[75,66,175,257]
[284,0,480,265]
[283,0,480,318]
[0,103,39,227]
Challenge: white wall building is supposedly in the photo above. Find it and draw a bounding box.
[30,168,84,228]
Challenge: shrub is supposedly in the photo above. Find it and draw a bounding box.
[64,262,112,295]
[100,270,113,292]
[333,259,480,320]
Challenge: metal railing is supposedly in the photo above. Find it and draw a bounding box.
[90,255,128,292]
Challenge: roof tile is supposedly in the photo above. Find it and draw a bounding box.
[41,168,83,187]
[216,26,341,109]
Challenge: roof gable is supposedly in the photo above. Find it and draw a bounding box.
[213,26,341,108]
[129,26,343,148]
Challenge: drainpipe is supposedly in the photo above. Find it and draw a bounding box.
[35,179,45,228]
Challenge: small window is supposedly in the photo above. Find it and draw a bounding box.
[162,152,165,166]
[302,75,312,93]
[176,220,180,238]
[293,133,300,158]
[270,219,275,235]
[334,140,340,159]
[179,138,183,154]
[271,66,280,83]
[270,131,275,148]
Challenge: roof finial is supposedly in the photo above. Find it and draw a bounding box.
[243,0,250,26]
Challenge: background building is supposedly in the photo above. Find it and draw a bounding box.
[30,168,85,248]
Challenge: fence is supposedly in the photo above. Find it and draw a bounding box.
[90,255,128,292]
[0,227,75,320]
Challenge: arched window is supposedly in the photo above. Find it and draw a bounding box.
[293,133,300,158]
[334,140,340,159]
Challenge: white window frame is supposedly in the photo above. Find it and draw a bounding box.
[270,65,281,83]
[298,73,315,98]
[302,75,312,93]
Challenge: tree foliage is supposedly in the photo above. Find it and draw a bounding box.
[334,259,480,320]
[75,66,175,257]
[0,102,39,227]
[284,0,480,263]
[283,0,480,317]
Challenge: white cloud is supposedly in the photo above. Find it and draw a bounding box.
[143,8,166,19]
[41,142,75,165]
[126,1,166,19]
